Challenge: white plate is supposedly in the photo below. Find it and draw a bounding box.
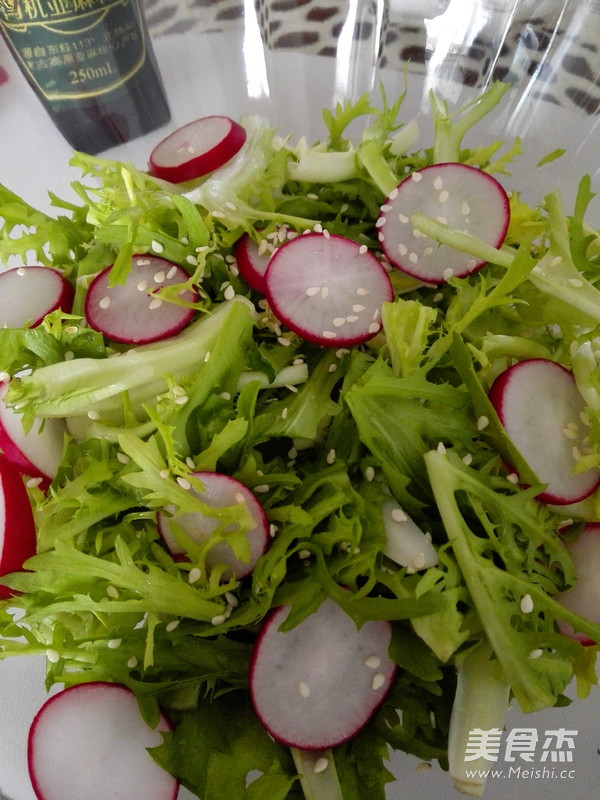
[1,3,600,798]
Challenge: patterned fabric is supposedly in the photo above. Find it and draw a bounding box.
[141,0,600,114]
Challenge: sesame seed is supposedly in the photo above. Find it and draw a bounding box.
[137,280,148,292]
[437,215,448,225]
[438,190,449,203]
[409,252,419,264]
[281,407,288,419]
[211,613,226,626]
[313,223,323,233]
[376,217,386,228]
[326,448,336,464]
[572,446,582,462]
[313,758,329,774]
[368,322,380,334]
[99,295,111,309]
[224,284,236,300]
[391,507,407,522]
[527,648,543,659]
[204,351,211,362]
[225,201,237,211]
[389,187,399,198]
[321,286,330,299]
[424,247,434,256]
[356,287,369,296]
[346,315,359,323]
[437,441,447,454]
[151,240,164,253]
[433,176,443,190]
[322,331,337,339]
[298,681,311,698]
[358,244,368,254]
[306,286,320,296]
[411,172,422,182]
[413,552,426,569]
[16,267,26,276]
[352,304,365,312]
[106,585,119,599]
[506,472,519,483]
[365,655,381,669]
[277,336,292,347]
[398,213,409,224]
[416,762,433,774]
[255,484,270,493]
[149,298,163,310]
[333,317,346,327]
[365,466,375,482]
[166,619,180,632]
[87,409,100,420]
[461,202,470,216]
[211,210,226,219]
[398,243,408,256]
[442,268,454,281]
[154,270,166,283]
[269,523,278,537]
[298,549,311,559]
[477,415,490,431]
[188,567,201,584]
[26,477,43,488]
[520,594,534,614]
[127,656,138,669]
[177,476,191,490]
[46,648,60,663]
[107,638,122,649]
[372,673,386,690]
[328,363,338,373]
[462,453,473,465]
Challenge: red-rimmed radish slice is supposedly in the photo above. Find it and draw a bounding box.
[28,682,178,800]
[556,522,600,645]
[249,597,396,749]
[264,232,393,347]
[148,115,247,183]
[0,266,74,328]
[234,227,292,293]
[0,382,65,488]
[0,452,37,599]
[157,471,269,580]
[377,163,510,284]
[488,358,600,505]
[85,255,197,344]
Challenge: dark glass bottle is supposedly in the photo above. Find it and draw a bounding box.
[0,0,171,155]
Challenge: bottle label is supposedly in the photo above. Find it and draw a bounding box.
[0,0,147,101]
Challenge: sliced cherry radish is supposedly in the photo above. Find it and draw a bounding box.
[249,597,396,749]
[488,358,600,505]
[556,522,600,645]
[234,227,292,293]
[157,471,269,580]
[0,266,74,328]
[85,255,197,344]
[264,232,393,347]
[377,163,510,284]
[28,682,178,800]
[148,115,247,183]
[0,382,65,488]
[0,452,37,599]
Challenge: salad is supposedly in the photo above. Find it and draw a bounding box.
[1,82,600,800]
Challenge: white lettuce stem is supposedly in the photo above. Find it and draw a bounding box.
[448,644,510,797]
[290,747,344,800]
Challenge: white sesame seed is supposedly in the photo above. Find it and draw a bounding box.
[438,190,449,203]
[149,298,163,310]
[389,187,399,198]
[333,317,346,327]
[107,638,122,649]
[313,223,323,233]
[326,448,336,464]
[413,552,426,570]
[224,284,236,300]
[352,304,366,312]
[151,240,164,253]
[368,322,380,334]
[255,484,270,493]
[527,648,543,659]
[154,270,166,283]
[568,278,583,288]
[372,673,386,690]
[461,202,470,216]
[204,351,211,362]
[159,469,170,479]
[306,286,320,296]
[127,656,138,669]
[424,247,434,257]
[166,619,180,632]
[411,172,422,182]
[136,280,148,292]
[46,648,60,663]
[365,465,375,482]
[365,655,381,669]
[477,415,490,431]
[320,286,330,299]
[506,472,519,484]
[328,363,338,373]
[211,613,226,626]
[391,507,407,522]
[409,252,419,264]
[437,441,447,454]
[225,201,238,211]
[277,336,292,347]
[177,476,191,490]
[99,295,111,309]
[437,215,448,225]
[16,267,26,276]
[269,523,278,537]
[298,681,311,698]
[298,549,311,560]
[87,409,100,420]
[212,210,226,219]
[520,594,534,614]
[313,757,329,774]
[442,268,454,281]
[281,407,288,419]
[322,331,337,339]
[398,243,408,256]
[433,176,443,190]
[462,453,473,465]
[398,213,409,224]
[416,762,432,774]
[359,244,368,254]
[346,315,359,323]
[106,585,119,599]
[376,217,386,228]
[26,477,43,488]
[188,567,201,584]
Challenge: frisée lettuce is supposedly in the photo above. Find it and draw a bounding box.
[1,83,600,800]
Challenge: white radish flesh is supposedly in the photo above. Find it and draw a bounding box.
[249,597,396,749]
[488,358,600,505]
[556,522,600,645]
[381,500,438,571]
[377,163,510,284]
[0,382,65,487]
[157,471,269,580]
[85,255,197,344]
[0,266,74,328]
[28,682,178,800]
[264,232,393,347]
[0,452,37,599]
[148,115,247,183]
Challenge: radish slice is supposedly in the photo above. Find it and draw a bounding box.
[157,471,269,580]
[0,452,37,599]
[377,163,510,284]
[264,232,393,347]
[28,682,178,800]
[0,266,74,328]
[381,500,438,571]
[234,228,291,293]
[0,382,65,488]
[148,115,247,183]
[488,358,600,505]
[249,597,396,749]
[84,255,197,344]
[557,522,600,645]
